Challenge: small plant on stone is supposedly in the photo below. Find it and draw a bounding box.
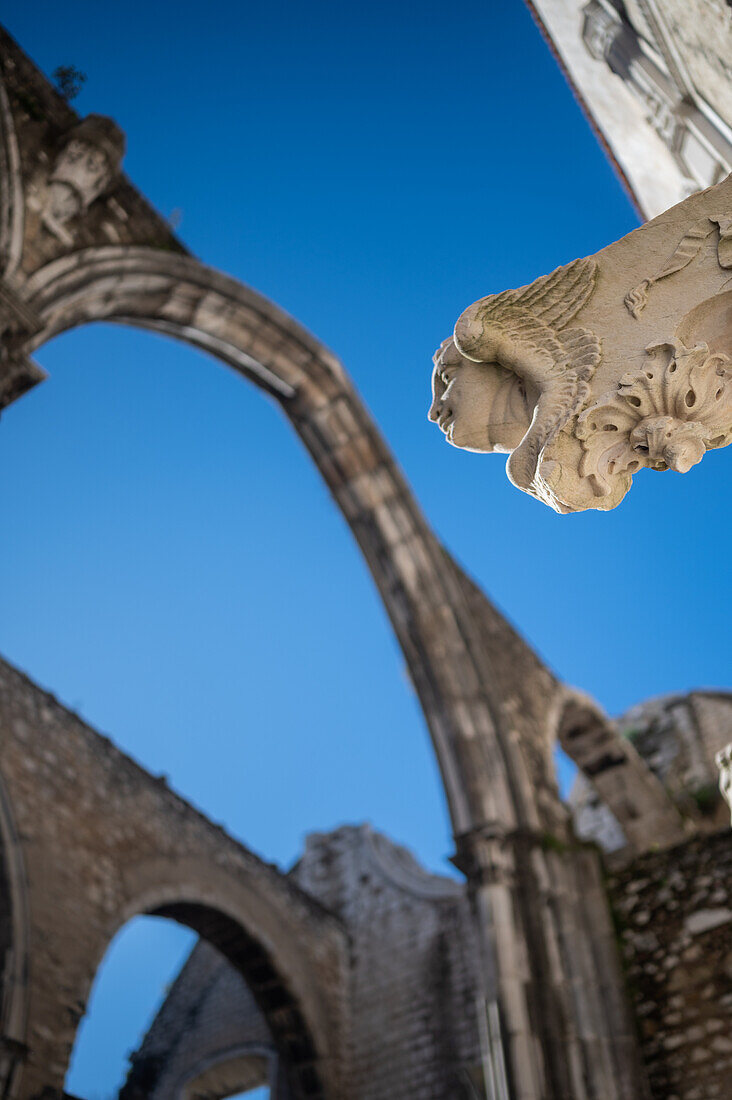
[53,64,87,102]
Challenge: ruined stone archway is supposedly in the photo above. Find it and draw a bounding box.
[0,657,346,1100]
[9,247,666,1100]
[19,243,560,842]
[0,33,686,1093]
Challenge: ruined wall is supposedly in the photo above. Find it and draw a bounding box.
[570,690,732,853]
[134,825,484,1100]
[609,830,732,1100]
[122,941,289,1099]
[295,826,483,1100]
[0,657,347,1099]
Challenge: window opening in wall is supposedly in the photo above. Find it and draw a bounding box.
[65,915,196,1098]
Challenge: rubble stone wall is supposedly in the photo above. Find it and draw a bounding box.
[0,657,347,1100]
[609,831,732,1100]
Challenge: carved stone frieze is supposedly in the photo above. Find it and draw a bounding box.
[431,171,732,512]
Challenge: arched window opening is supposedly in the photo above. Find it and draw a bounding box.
[1,318,454,880]
[65,916,196,1098]
[64,896,328,1100]
[553,744,578,798]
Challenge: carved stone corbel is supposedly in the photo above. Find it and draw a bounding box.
[431,173,732,512]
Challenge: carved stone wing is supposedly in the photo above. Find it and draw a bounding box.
[509,256,598,328]
[452,258,600,498]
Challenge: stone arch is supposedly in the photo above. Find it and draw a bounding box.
[19,243,538,839]
[93,863,334,1100]
[0,658,346,1100]
[174,1043,277,1099]
[554,689,686,852]
[75,870,341,1100]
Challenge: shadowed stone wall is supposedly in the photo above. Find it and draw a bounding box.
[129,825,484,1100]
[0,657,347,1100]
[609,831,732,1100]
[121,941,290,1099]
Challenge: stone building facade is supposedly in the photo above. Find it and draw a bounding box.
[527,1,732,218]
[0,19,730,1100]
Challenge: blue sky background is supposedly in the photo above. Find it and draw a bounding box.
[2,2,730,1096]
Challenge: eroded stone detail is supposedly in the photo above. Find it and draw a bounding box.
[430,257,601,506]
[433,173,732,512]
[577,340,732,498]
[716,743,732,824]
[624,216,732,318]
[27,114,125,245]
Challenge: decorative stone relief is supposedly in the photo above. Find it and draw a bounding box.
[28,114,125,245]
[577,340,732,498]
[431,171,732,512]
[624,217,732,318]
[430,257,601,508]
[717,743,732,825]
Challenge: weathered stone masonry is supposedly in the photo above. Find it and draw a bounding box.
[0,20,730,1100]
[0,657,348,1100]
[608,831,732,1100]
[126,826,485,1100]
[0,25,668,1100]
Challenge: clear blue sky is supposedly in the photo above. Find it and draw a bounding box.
[2,2,730,1095]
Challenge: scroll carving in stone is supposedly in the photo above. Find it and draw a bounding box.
[431,172,732,512]
[624,217,732,318]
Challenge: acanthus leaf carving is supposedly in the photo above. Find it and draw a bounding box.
[577,340,732,498]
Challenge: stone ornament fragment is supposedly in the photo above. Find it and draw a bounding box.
[716,743,732,825]
[577,341,732,497]
[624,217,732,318]
[431,173,732,512]
[430,258,601,509]
[28,114,125,245]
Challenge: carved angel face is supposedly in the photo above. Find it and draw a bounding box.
[429,337,531,454]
